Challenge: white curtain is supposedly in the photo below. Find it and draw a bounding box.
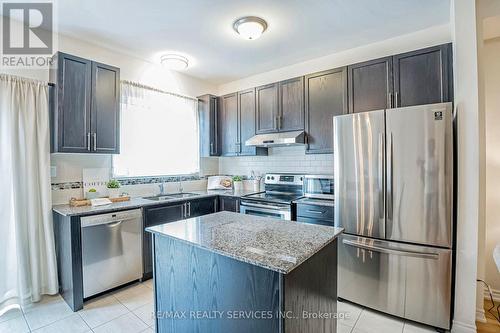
[0,74,58,314]
[113,81,199,177]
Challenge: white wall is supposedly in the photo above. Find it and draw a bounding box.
[450,0,481,332]
[217,24,451,95]
[483,33,500,296]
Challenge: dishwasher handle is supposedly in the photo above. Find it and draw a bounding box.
[80,209,142,228]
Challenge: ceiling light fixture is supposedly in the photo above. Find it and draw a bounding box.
[160,54,189,70]
[233,16,268,40]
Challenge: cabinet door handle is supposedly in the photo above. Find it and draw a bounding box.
[210,142,214,154]
[87,132,91,151]
[278,115,282,130]
[307,209,324,214]
[388,93,393,108]
[183,203,187,218]
[93,133,97,151]
[395,92,399,108]
[187,202,191,217]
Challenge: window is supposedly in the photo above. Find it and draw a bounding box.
[112,82,199,177]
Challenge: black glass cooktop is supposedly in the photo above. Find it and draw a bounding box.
[242,192,303,204]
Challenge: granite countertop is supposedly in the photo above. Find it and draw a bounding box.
[293,197,335,207]
[52,189,260,217]
[146,211,343,274]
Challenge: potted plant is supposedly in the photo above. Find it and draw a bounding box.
[232,175,243,192]
[106,179,121,198]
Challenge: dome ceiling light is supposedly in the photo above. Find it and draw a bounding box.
[160,54,189,70]
[233,16,268,40]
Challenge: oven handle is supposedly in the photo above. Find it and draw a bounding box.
[240,201,289,210]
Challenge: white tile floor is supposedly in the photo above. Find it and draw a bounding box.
[0,280,438,333]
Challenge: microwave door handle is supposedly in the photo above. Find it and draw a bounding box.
[342,239,439,260]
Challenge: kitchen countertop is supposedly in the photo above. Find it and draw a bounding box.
[146,211,343,274]
[52,189,260,217]
[293,197,335,207]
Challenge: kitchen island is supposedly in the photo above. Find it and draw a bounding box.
[147,211,343,333]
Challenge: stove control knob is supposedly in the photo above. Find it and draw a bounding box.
[271,176,275,180]
[266,176,270,180]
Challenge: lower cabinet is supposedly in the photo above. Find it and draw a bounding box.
[143,197,217,278]
[218,196,240,213]
[143,202,185,278]
[296,202,334,226]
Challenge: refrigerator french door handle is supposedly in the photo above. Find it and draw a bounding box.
[387,132,393,233]
[378,132,385,222]
[342,239,439,260]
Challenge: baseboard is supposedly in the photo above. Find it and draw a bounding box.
[476,307,487,323]
[451,320,477,333]
[483,286,500,302]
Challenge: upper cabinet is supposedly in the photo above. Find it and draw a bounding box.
[348,43,453,113]
[393,43,452,108]
[348,57,393,113]
[255,78,305,133]
[91,62,120,153]
[305,67,348,154]
[198,94,220,157]
[238,88,260,156]
[279,76,305,132]
[219,90,267,157]
[256,83,279,134]
[219,93,239,156]
[50,52,120,154]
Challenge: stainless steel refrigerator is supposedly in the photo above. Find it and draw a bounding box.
[334,103,453,330]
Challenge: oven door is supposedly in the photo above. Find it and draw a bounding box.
[240,200,291,220]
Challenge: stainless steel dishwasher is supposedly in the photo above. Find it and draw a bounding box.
[81,209,143,298]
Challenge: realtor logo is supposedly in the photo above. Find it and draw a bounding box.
[2,2,53,54]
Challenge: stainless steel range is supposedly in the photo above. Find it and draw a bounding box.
[240,173,304,220]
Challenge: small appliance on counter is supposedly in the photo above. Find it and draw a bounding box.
[207,176,232,190]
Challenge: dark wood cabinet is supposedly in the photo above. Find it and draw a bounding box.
[143,202,185,277]
[189,197,217,218]
[198,94,220,157]
[238,88,266,156]
[218,196,240,213]
[393,43,452,108]
[296,202,334,227]
[305,67,347,154]
[50,53,92,153]
[91,62,120,153]
[348,57,393,113]
[256,83,279,134]
[279,77,305,131]
[50,52,120,154]
[220,93,239,156]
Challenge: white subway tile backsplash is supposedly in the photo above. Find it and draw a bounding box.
[219,147,333,177]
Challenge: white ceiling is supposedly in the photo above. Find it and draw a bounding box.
[55,0,451,84]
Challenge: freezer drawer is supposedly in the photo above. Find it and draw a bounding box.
[338,234,452,330]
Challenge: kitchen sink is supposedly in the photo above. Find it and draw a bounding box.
[144,192,200,201]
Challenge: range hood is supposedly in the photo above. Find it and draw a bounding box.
[245,131,305,147]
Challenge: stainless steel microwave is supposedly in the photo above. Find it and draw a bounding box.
[303,175,334,200]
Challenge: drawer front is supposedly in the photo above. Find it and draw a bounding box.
[297,203,334,220]
[297,216,334,227]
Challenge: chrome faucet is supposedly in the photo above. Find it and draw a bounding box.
[178,177,183,193]
[158,182,165,195]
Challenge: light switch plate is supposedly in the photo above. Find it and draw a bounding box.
[50,166,57,178]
